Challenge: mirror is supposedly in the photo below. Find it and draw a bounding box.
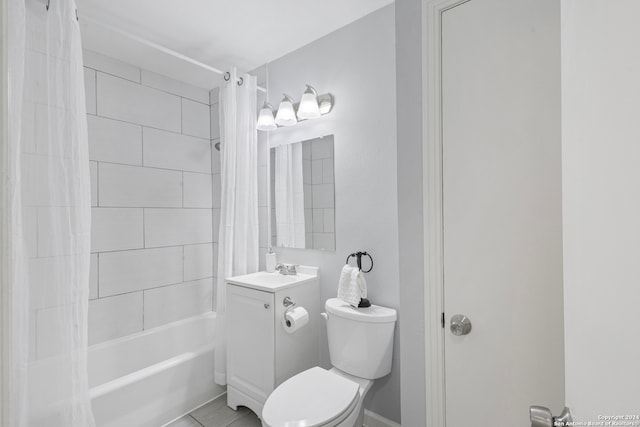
[270,135,335,251]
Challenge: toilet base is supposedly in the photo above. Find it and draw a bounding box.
[327,368,373,427]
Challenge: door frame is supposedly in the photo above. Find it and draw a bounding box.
[1,0,11,424]
[420,0,471,426]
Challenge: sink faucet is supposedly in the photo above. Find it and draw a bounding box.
[275,263,298,275]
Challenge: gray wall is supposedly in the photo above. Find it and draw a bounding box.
[395,0,428,426]
[259,5,401,423]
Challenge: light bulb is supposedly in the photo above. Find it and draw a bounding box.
[274,94,297,126]
[257,102,277,131]
[297,85,321,120]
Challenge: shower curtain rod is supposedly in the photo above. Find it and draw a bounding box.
[78,13,267,93]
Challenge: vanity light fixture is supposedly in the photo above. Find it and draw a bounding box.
[274,94,298,126]
[257,85,334,131]
[257,102,277,131]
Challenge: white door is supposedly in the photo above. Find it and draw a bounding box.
[441,0,564,425]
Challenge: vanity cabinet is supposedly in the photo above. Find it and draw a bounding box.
[225,266,320,417]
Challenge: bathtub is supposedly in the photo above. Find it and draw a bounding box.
[89,312,224,427]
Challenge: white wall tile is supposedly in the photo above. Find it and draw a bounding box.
[311,138,333,160]
[183,172,212,208]
[143,278,213,329]
[99,246,184,297]
[303,159,312,184]
[98,163,182,208]
[88,115,142,165]
[211,174,221,209]
[211,143,221,174]
[90,161,98,207]
[141,70,209,104]
[182,99,211,139]
[84,67,96,115]
[312,183,334,209]
[97,73,181,132]
[88,293,143,345]
[209,87,220,105]
[212,209,220,243]
[144,209,212,247]
[312,209,324,233]
[323,208,335,233]
[323,159,334,184]
[143,128,211,173]
[210,103,220,140]
[312,159,323,184]
[83,49,141,83]
[305,208,313,233]
[184,244,213,282]
[90,254,98,300]
[91,208,144,253]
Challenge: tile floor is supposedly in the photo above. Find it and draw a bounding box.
[166,394,261,427]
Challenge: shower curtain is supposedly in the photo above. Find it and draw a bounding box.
[214,69,259,385]
[274,143,306,248]
[5,0,95,425]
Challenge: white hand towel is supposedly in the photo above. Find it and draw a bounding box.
[337,265,361,307]
[353,268,367,299]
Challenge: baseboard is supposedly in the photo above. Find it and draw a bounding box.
[363,409,401,427]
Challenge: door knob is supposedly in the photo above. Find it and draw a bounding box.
[450,314,472,336]
[530,406,572,427]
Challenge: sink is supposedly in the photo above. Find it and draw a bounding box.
[226,267,318,292]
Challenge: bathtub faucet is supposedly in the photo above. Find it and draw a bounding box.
[275,263,298,275]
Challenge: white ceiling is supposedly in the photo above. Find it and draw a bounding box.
[76,0,394,89]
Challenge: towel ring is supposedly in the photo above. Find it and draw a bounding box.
[346,251,373,273]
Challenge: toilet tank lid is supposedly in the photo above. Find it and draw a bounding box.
[325,298,397,323]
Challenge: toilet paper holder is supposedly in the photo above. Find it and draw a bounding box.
[283,297,296,326]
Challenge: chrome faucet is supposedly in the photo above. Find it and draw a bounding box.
[275,263,298,275]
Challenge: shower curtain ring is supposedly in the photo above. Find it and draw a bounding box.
[237,76,244,86]
[224,72,231,81]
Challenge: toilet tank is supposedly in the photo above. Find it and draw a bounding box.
[324,298,397,379]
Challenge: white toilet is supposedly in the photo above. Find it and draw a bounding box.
[262,298,397,427]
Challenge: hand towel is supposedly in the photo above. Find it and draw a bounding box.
[338,265,367,307]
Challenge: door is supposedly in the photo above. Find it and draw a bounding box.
[441,0,564,425]
[226,284,275,404]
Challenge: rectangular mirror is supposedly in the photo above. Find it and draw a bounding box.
[270,135,335,251]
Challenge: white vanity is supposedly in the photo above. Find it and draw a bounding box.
[225,266,320,417]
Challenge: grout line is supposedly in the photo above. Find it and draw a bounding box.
[91,66,211,104]
[96,253,100,298]
[93,69,97,115]
[96,161,100,207]
[142,208,146,248]
[187,414,204,427]
[90,110,209,142]
[96,158,213,175]
[180,97,184,134]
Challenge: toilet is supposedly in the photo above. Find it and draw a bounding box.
[262,298,397,427]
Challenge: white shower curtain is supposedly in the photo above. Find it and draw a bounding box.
[274,144,306,248]
[5,0,95,425]
[214,69,259,385]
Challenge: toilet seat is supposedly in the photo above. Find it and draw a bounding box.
[262,367,360,427]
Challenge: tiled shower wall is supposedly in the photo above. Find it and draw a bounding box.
[83,50,221,345]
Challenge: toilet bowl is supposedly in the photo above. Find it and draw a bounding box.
[262,298,397,427]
